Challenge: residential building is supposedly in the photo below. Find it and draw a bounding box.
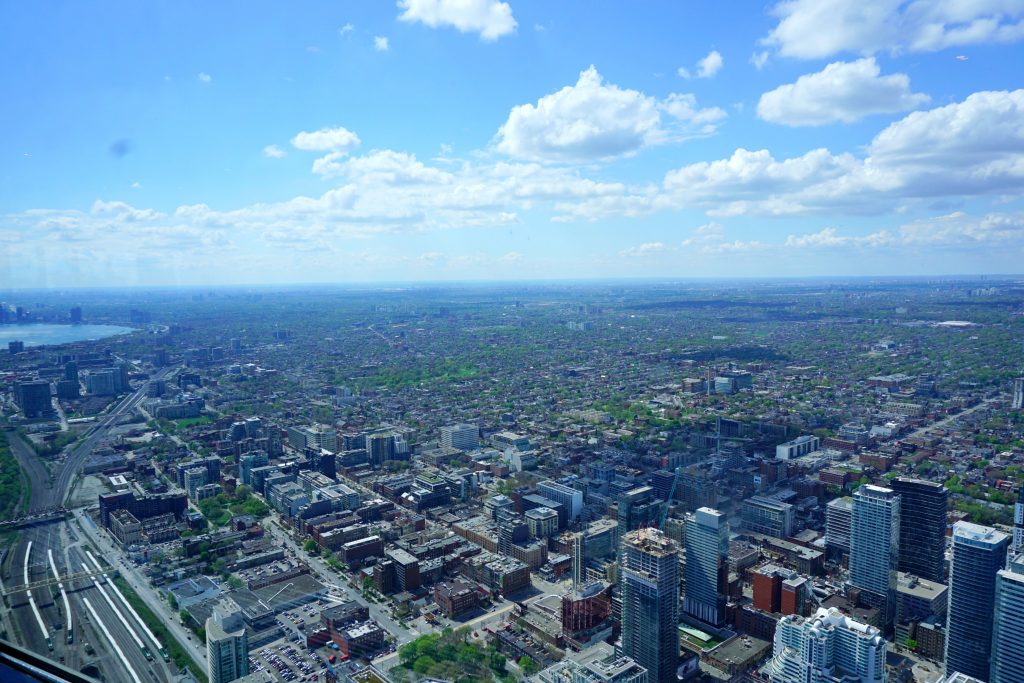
[538,480,583,523]
[534,643,648,683]
[770,607,886,683]
[86,370,118,396]
[434,580,478,618]
[742,496,795,539]
[826,497,853,556]
[990,552,1024,683]
[288,424,337,453]
[944,522,1010,681]
[850,485,900,624]
[526,507,560,539]
[14,380,52,418]
[891,477,948,583]
[684,507,729,627]
[206,616,249,683]
[184,467,208,501]
[776,435,820,460]
[894,572,947,647]
[619,528,679,683]
[1014,482,1024,551]
[616,486,663,535]
[439,423,480,451]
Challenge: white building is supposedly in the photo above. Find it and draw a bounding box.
[849,485,900,625]
[538,480,583,523]
[207,615,249,683]
[770,607,886,683]
[287,424,337,453]
[440,423,480,451]
[776,435,820,460]
[991,552,1024,683]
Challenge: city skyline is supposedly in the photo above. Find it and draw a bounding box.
[4,1,1024,287]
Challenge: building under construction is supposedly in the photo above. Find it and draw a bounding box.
[561,580,613,650]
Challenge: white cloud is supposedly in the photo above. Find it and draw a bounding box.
[130,181,142,189]
[339,23,354,35]
[659,93,728,127]
[662,89,1024,216]
[495,66,725,162]
[679,50,723,79]
[750,51,770,70]
[763,0,1024,59]
[866,89,1024,197]
[697,50,723,77]
[6,148,637,265]
[715,212,1024,254]
[197,72,212,84]
[374,36,390,51]
[290,126,362,153]
[680,222,725,247]
[620,242,676,257]
[312,149,456,185]
[262,144,287,159]
[398,0,516,40]
[757,58,930,126]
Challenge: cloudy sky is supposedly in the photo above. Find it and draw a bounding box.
[4,0,1024,287]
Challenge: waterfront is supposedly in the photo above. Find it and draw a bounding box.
[1,323,135,347]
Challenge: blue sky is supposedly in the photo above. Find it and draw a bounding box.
[3,0,1024,287]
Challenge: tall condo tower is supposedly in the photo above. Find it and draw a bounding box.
[944,522,1010,681]
[619,528,680,683]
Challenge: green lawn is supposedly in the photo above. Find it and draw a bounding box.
[174,415,213,429]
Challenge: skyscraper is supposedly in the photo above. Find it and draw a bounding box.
[683,507,729,627]
[206,616,249,683]
[825,497,853,556]
[619,528,679,683]
[990,552,1024,683]
[69,306,82,323]
[770,607,886,683]
[1014,482,1024,551]
[1013,377,1024,410]
[572,532,586,588]
[849,485,900,625]
[891,477,948,583]
[617,486,664,535]
[944,522,1010,681]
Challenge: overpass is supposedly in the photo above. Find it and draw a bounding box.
[0,508,67,531]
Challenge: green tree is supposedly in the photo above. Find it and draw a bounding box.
[413,656,437,675]
[518,656,539,675]
[303,539,320,555]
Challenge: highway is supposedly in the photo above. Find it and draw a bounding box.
[2,371,176,683]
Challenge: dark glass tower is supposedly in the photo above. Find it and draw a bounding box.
[945,522,1010,681]
[892,477,948,583]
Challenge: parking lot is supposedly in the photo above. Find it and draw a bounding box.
[249,641,324,682]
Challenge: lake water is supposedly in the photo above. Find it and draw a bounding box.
[1,323,136,347]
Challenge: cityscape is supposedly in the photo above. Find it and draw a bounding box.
[4,1,1024,683]
[1,279,1024,683]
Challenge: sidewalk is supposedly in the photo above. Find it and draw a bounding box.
[72,509,208,668]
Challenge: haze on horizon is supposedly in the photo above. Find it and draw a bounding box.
[4,1,1024,288]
